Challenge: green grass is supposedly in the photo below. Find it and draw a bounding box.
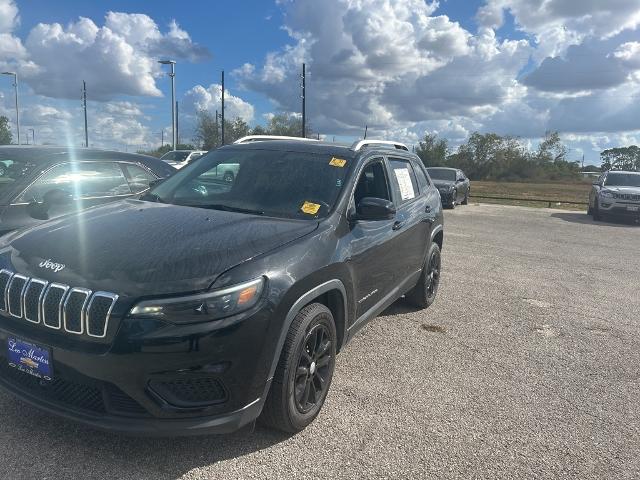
[470,180,591,211]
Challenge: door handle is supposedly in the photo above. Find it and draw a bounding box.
[392,221,404,231]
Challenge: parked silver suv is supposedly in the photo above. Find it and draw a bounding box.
[588,170,640,221]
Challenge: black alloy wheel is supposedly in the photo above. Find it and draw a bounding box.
[260,302,337,433]
[406,242,441,309]
[294,323,333,414]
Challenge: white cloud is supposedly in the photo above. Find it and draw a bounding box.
[183,83,255,122]
[0,0,19,33]
[0,12,210,101]
[477,0,640,57]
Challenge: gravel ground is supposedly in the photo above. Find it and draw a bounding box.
[0,203,639,479]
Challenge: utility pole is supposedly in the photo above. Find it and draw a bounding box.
[158,60,177,151]
[176,100,179,146]
[364,125,368,139]
[1,72,19,144]
[301,63,306,138]
[159,130,164,148]
[82,80,89,147]
[215,109,219,147]
[221,70,225,145]
[28,128,34,145]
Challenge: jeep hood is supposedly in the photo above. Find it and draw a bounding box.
[0,200,317,296]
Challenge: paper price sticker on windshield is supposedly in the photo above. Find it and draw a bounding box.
[301,201,321,215]
[394,168,415,201]
[329,157,347,168]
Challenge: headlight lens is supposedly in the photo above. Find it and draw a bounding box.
[128,277,265,324]
[600,190,614,198]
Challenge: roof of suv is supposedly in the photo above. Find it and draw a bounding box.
[222,139,416,159]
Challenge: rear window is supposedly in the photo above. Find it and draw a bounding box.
[427,168,456,181]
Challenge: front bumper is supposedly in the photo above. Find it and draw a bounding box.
[599,199,640,216]
[0,305,276,436]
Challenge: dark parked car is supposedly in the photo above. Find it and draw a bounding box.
[0,146,175,235]
[588,170,640,221]
[0,137,444,435]
[426,167,470,208]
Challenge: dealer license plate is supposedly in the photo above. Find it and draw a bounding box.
[7,338,53,381]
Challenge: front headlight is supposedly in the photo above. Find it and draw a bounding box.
[600,190,614,198]
[128,277,265,324]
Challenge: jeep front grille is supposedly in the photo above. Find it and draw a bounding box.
[0,269,118,339]
[614,193,640,201]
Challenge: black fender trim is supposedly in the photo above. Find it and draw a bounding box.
[262,279,348,396]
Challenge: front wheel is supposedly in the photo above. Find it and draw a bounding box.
[592,202,601,221]
[462,189,469,205]
[449,190,457,209]
[260,303,337,433]
[406,243,441,309]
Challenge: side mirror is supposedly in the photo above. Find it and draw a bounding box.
[42,189,73,206]
[353,197,396,221]
[148,178,164,189]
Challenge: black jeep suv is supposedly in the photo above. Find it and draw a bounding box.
[0,137,444,435]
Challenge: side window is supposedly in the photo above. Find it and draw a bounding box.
[353,160,390,206]
[162,152,175,161]
[121,163,157,193]
[412,161,430,189]
[388,158,419,204]
[17,162,131,203]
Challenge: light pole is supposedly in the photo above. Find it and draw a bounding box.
[158,60,176,151]
[1,71,19,145]
[29,128,34,145]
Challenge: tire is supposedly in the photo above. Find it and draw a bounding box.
[223,172,235,183]
[260,303,337,433]
[587,202,593,215]
[406,243,441,309]
[449,190,457,209]
[461,189,469,205]
[592,202,601,221]
[0,164,5,177]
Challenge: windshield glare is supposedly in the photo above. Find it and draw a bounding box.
[427,168,456,181]
[149,149,351,219]
[605,173,640,187]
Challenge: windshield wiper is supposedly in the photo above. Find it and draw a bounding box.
[197,204,265,215]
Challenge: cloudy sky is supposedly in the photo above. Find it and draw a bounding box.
[1,0,639,164]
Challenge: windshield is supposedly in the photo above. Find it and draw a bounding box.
[148,149,352,219]
[605,172,640,187]
[427,168,456,181]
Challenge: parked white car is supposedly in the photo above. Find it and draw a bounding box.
[160,150,207,169]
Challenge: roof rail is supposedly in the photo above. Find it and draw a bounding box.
[233,135,319,144]
[350,140,409,152]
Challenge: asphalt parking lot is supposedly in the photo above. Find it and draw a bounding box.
[0,203,638,479]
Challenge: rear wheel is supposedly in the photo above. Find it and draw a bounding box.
[406,243,441,309]
[260,303,337,433]
[0,164,5,177]
[461,189,469,205]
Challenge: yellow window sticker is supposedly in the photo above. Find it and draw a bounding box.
[301,201,321,215]
[329,157,347,168]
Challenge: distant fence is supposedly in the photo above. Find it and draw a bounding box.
[470,194,588,209]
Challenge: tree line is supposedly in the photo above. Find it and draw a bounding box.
[416,131,582,181]
[416,131,640,180]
